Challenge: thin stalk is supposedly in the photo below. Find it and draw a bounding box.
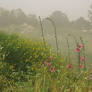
[78,52,81,72]
[80,37,86,71]
[46,17,59,56]
[43,66,46,92]
[76,41,81,72]
[66,38,71,63]
[69,34,80,72]
[39,16,46,49]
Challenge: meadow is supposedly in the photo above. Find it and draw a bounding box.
[0,24,92,92]
[0,10,92,91]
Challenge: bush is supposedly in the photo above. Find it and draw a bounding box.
[0,32,51,86]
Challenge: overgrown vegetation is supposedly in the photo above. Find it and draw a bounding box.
[0,32,51,91]
[0,4,92,92]
[0,31,92,92]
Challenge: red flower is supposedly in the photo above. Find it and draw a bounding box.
[80,56,85,62]
[47,62,51,67]
[78,44,83,49]
[67,64,73,69]
[50,66,55,72]
[80,64,83,68]
[49,56,53,62]
[44,61,47,65]
[75,48,80,52]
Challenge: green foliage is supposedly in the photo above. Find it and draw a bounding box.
[0,32,92,91]
[5,56,92,92]
[0,32,51,91]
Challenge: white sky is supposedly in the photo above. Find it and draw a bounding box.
[0,0,92,20]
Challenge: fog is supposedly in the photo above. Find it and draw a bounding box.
[0,0,92,20]
[0,1,92,90]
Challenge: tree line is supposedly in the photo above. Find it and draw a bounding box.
[0,6,92,30]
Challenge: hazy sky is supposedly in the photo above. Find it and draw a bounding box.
[0,0,92,20]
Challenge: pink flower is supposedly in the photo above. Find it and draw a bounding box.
[80,56,85,62]
[78,44,83,49]
[67,64,73,69]
[75,48,80,52]
[82,58,85,62]
[80,64,83,68]
[44,61,47,65]
[49,56,53,62]
[47,62,51,67]
[50,66,55,72]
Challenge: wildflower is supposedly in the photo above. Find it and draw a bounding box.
[75,48,80,52]
[67,64,73,69]
[44,61,47,65]
[78,44,83,49]
[47,62,51,67]
[49,56,53,62]
[50,66,55,72]
[80,64,83,68]
[80,56,85,62]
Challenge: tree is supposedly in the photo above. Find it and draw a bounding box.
[26,14,38,27]
[49,11,70,27]
[88,4,92,24]
[0,7,39,28]
[72,17,91,30]
[0,8,12,27]
[11,9,27,25]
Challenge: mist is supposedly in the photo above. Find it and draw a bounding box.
[0,0,92,20]
[1,0,92,91]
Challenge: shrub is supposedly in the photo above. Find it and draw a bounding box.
[0,32,50,84]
